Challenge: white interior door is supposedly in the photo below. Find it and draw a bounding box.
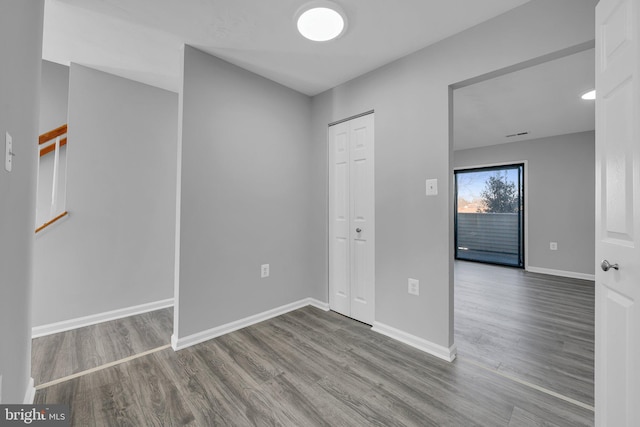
[595,0,640,425]
[329,114,375,325]
[329,121,351,317]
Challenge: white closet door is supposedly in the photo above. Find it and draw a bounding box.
[329,114,375,325]
[329,121,351,317]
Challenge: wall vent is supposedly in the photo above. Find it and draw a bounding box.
[506,131,529,138]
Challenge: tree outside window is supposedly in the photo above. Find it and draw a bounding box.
[478,171,519,213]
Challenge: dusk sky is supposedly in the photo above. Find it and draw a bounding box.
[456,168,520,202]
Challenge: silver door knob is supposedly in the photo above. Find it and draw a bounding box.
[601,260,619,272]
[356,228,362,233]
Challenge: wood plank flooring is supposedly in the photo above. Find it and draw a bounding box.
[32,308,173,385]
[34,305,594,426]
[454,261,595,407]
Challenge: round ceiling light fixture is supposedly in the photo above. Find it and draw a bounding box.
[581,89,596,100]
[295,1,347,42]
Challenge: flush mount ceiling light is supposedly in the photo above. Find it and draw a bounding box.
[581,89,596,100]
[295,1,347,42]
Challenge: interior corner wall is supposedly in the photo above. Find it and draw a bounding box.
[39,60,69,134]
[0,0,44,403]
[32,64,178,327]
[454,131,595,276]
[175,46,314,339]
[310,0,596,349]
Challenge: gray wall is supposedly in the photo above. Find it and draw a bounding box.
[0,0,44,403]
[176,46,315,338]
[39,60,69,134]
[454,131,595,275]
[32,64,178,327]
[310,0,596,348]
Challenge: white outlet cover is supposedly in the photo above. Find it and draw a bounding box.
[425,179,438,196]
[550,242,558,250]
[261,264,270,278]
[408,278,419,296]
[5,132,13,172]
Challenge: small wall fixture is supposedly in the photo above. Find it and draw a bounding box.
[296,1,347,42]
[581,90,596,100]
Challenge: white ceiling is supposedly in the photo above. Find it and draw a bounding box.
[454,48,595,151]
[43,0,593,150]
[43,0,530,96]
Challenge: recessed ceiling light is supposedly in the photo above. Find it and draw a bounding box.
[581,90,596,100]
[296,2,347,42]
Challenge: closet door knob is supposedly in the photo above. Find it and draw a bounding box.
[601,259,619,272]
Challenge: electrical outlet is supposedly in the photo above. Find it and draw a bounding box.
[261,264,269,278]
[408,278,419,296]
[550,242,558,251]
[5,132,13,172]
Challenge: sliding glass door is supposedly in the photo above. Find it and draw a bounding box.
[455,164,524,268]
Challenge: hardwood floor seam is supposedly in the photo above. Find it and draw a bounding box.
[461,355,595,412]
[35,344,172,390]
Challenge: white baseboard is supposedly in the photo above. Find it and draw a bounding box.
[32,298,175,338]
[172,298,328,351]
[307,298,330,311]
[372,322,457,362]
[23,377,35,404]
[527,266,595,281]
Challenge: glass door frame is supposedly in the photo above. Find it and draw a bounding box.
[454,161,526,268]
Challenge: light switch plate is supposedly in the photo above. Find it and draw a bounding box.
[425,179,438,196]
[5,132,13,172]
